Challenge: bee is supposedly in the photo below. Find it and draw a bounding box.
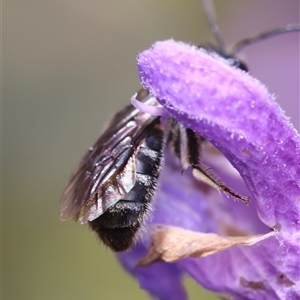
[60,89,164,251]
[60,4,300,252]
[60,86,249,251]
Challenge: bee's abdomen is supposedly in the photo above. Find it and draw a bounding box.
[89,124,164,251]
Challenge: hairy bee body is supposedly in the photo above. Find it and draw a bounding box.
[60,90,166,251]
[89,120,164,251]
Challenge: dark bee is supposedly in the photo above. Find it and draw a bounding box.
[60,89,163,251]
[60,6,300,251]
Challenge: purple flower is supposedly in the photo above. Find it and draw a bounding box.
[118,40,300,299]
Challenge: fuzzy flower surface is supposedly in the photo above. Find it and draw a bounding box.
[118,40,300,300]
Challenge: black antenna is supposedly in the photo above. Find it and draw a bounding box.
[231,24,300,54]
[200,1,300,59]
[201,0,225,53]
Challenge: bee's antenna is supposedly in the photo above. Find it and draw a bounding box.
[201,0,225,54]
[231,23,300,54]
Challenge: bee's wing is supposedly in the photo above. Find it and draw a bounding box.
[60,90,159,222]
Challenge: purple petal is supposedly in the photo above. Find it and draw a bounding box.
[180,233,300,299]
[137,40,300,232]
[128,39,300,299]
[118,243,187,300]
